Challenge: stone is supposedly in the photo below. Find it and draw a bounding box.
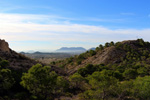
[0,39,10,52]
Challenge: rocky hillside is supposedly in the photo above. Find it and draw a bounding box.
[0,39,38,70]
[0,39,66,75]
[52,39,150,75]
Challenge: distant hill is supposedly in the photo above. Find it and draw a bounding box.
[56,47,86,53]
[21,51,74,59]
[88,47,96,51]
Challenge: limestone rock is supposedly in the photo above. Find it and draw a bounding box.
[0,39,10,52]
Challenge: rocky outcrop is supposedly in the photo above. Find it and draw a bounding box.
[67,46,126,75]
[92,46,126,64]
[0,39,10,53]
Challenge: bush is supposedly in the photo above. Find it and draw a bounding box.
[105,42,110,48]
[115,42,122,49]
[89,50,96,56]
[0,67,15,92]
[21,64,68,99]
[77,59,82,65]
[123,69,138,79]
[99,44,104,50]
[137,38,145,46]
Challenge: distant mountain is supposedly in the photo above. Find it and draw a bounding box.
[22,51,73,60]
[33,51,43,54]
[20,51,44,54]
[56,47,86,53]
[20,51,26,54]
[88,47,96,51]
[26,50,35,53]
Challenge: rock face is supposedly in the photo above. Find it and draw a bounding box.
[0,39,10,52]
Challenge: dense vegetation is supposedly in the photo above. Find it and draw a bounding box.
[1,39,150,100]
[0,60,69,100]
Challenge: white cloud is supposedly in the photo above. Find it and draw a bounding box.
[86,18,124,23]
[121,13,135,16]
[0,13,150,50]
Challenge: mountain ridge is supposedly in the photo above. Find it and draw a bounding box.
[56,47,86,53]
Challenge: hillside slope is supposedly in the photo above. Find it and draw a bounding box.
[52,39,150,75]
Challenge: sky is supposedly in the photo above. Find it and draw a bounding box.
[0,0,150,52]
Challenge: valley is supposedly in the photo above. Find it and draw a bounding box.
[1,39,150,100]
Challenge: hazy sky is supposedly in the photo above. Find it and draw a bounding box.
[0,0,150,51]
